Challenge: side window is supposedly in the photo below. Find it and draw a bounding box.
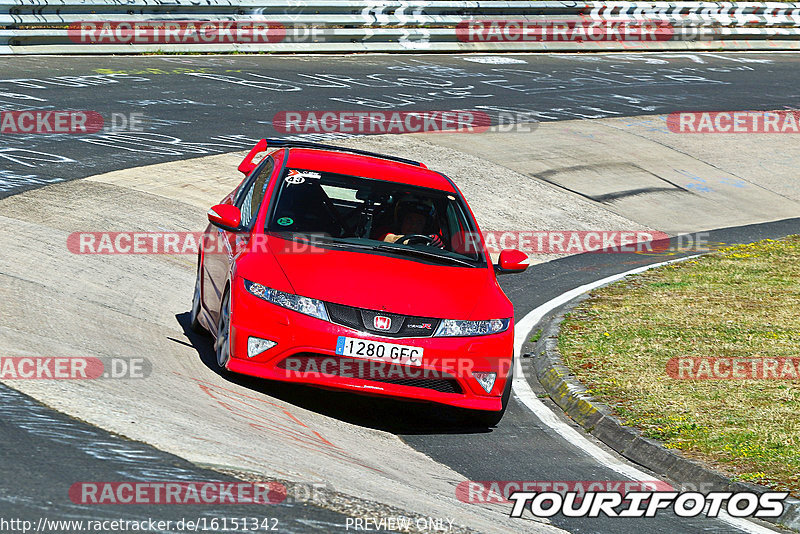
[237,158,274,228]
[446,201,480,257]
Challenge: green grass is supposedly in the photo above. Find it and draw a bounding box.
[559,236,800,496]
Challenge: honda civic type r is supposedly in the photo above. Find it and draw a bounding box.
[190,139,529,425]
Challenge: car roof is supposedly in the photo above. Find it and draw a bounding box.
[280,147,457,193]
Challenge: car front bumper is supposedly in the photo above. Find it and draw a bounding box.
[227,280,513,412]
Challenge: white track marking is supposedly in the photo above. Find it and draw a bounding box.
[512,255,778,533]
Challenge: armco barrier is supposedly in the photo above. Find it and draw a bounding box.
[2,1,800,54]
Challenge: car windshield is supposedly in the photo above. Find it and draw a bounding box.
[266,168,484,265]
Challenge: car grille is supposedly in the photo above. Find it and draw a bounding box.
[325,302,440,338]
[277,353,462,394]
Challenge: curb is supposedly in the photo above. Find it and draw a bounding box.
[527,294,800,532]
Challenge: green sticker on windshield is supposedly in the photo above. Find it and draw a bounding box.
[277,217,294,226]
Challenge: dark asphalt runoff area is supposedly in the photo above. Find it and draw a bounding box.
[1,52,799,198]
[0,384,350,533]
[1,52,798,533]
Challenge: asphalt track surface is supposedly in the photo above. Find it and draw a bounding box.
[1,53,799,533]
[1,52,800,198]
[0,384,350,533]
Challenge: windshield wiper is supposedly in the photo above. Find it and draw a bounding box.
[374,245,475,267]
[285,235,476,266]
[293,235,375,250]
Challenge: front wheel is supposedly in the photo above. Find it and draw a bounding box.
[473,363,514,427]
[214,290,232,371]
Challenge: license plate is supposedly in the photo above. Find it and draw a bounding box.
[335,336,423,367]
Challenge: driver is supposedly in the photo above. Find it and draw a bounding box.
[380,198,444,248]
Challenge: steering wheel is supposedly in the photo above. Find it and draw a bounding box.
[396,234,434,246]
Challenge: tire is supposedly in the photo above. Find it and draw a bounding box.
[473,363,514,427]
[189,263,207,334]
[214,290,232,371]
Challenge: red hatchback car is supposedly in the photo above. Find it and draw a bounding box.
[190,139,528,425]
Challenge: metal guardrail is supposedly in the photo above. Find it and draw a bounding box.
[2,1,800,54]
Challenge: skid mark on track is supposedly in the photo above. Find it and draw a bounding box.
[185,376,386,474]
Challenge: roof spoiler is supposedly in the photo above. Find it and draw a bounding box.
[237,138,424,176]
[237,138,269,176]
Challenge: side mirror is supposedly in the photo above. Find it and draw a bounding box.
[495,249,529,274]
[238,138,269,176]
[207,204,242,232]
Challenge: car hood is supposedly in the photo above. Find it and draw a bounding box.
[268,241,493,318]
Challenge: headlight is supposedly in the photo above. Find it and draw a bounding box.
[243,280,329,321]
[434,318,510,337]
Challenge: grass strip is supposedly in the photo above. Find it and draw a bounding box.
[559,236,800,496]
